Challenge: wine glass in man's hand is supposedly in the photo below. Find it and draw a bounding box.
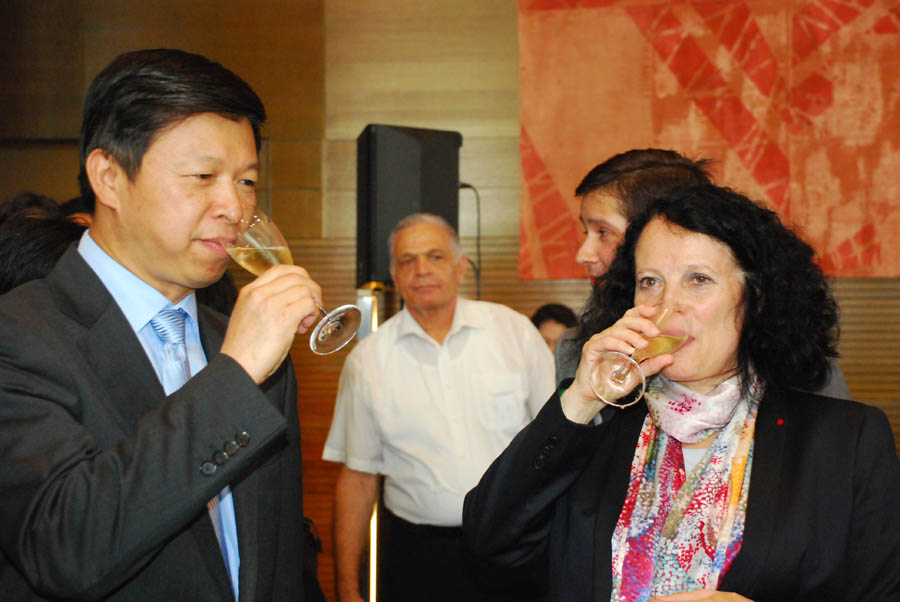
[226,208,361,354]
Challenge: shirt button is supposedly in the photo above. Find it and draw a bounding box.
[200,461,218,476]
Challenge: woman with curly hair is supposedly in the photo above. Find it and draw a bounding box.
[560,149,849,399]
[464,184,900,601]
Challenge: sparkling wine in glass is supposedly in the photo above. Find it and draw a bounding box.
[589,307,687,408]
[225,208,362,355]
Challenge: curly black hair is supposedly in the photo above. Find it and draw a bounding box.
[573,184,839,393]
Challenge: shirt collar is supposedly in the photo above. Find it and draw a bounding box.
[395,297,485,343]
[77,230,199,335]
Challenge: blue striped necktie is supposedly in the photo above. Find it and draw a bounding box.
[149,308,238,598]
[149,309,190,395]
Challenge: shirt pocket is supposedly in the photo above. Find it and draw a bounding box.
[474,372,529,434]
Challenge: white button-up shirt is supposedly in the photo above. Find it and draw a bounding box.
[323,298,555,526]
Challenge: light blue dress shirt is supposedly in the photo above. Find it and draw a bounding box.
[78,231,240,599]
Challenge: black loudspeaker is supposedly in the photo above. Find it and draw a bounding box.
[356,124,463,287]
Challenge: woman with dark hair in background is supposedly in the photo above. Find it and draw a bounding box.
[464,184,900,601]
[571,149,712,282]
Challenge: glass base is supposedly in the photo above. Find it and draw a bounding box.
[309,304,362,355]
[589,351,646,408]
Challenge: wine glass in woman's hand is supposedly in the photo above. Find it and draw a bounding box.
[589,306,687,408]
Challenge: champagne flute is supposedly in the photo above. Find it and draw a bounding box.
[588,307,687,408]
[225,208,362,355]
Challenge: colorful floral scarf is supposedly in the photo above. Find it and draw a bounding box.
[644,374,746,444]
[609,372,764,602]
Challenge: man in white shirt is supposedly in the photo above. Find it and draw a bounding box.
[323,213,555,602]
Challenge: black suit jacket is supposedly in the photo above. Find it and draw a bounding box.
[0,247,305,601]
[464,387,900,601]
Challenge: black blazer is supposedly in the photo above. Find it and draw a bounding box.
[464,387,900,601]
[0,247,305,601]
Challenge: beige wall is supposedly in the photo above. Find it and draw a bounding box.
[1,2,898,601]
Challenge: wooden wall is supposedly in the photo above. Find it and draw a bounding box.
[0,0,325,227]
[1,3,898,602]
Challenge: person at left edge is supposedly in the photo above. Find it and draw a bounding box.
[0,49,319,601]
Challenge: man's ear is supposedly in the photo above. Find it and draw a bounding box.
[84,148,126,211]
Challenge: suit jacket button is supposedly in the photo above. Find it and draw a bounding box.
[533,457,545,469]
[201,461,218,476]
[213,450,229,465]
[224,440,240,456]
[547,435,560,447]
[235,431,251,446]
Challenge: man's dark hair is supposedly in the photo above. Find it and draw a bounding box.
[575,148,712,222]
[78,48,267,204]
[531,303,577,329]
[576,184,839,393]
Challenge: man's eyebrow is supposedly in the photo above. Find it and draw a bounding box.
[174,156,260,171]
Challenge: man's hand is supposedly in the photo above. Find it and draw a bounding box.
[651,591,753,601]
[220,264,322,384]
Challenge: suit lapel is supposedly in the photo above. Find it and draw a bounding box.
[82,309,167,431]
[721,387,787,590]
[198,306,262,602]
[50,247,165,433]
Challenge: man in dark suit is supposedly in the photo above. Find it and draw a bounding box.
[0,49,320,601]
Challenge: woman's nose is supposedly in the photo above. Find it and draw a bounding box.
[575,237,597,266]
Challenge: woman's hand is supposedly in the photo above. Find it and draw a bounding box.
[560,305,674,423]
[651,591,753,601]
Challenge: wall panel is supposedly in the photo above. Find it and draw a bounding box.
[0,144,80,203]
[0,2,85,139]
